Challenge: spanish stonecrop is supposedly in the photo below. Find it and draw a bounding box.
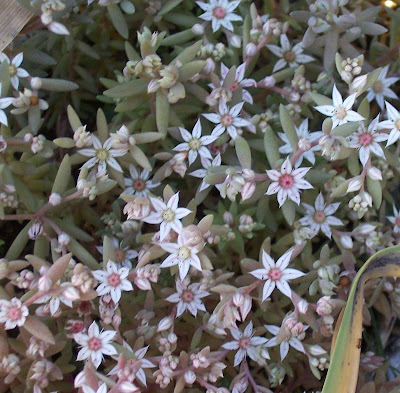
[1,0,400,392]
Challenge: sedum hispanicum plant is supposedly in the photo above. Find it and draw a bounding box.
[2,0,400,392]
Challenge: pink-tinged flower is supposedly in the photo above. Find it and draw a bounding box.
[299,193,343,238]
[93,260,133,303]
[142,192,192,241]
[250,249,304,301]
[166,280,209,317]
[82,383,108,393]
[266,158,312,207]
[210,63,256,104]
[267,34,314,73]
[388,205,400,233]
[202,101,251,140]
[265,324,305,361]
[174,119,217,166]
[0,53,29,90]
[35,283,74,316]
[123,165,159,197]
[222,321,268,367]
[366,65,399,110]
[348,115,387,167]
[196,0,242,32]
[79,135,125,173]
[378,101,400,146]
[190,153,222,192]
[109,344,155,386]
[74,321,117,368]
[159,232,203,281]
[278,119,322,167]
[315,85,364,129]
[0,297,29,329]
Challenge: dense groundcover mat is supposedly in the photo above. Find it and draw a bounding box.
[2,0,400,392]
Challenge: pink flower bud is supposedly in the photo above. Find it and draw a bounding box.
[367,166,382,181]
[245,43,257,56]
[232,292,244,307]
[63,286,80,301]
[184,370,196,385]
[38,276,53,292]
[204,58,215,74]
[297,299,309,314]
[157,316,173,332]
[241,181,256,201]
[347,177,363,193]
[340,235,353,249]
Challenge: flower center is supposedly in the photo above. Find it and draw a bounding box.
[395,217,400,227]
[221,114,233,127]
[313,211,326,223]
[284,51,295,62]
[88,337,102,351]
[212,6,226,19]
[9,65,17,76]
[372,81,384,93]
[268,267,282,281]
[359,132,373,147]
[231,81,239,92]
[29,96,39,106]
[238,338,251,349]
[162,208,175,222]
[107,273,121,287]
[134,179,146,191]
[8,306,22,321]
[114,249,126,263]
[335,106,347,120]
[279,174,294,189]
[189,138,201,151]
[181,289,194,302]
[96,148,110,161]
[178,246,191,260]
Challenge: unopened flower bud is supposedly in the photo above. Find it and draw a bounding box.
[157,316,173,332]
[263,76,276,87]
[30,77,42,90]
[28,221,43,240]
[204,58,215,74]
[38,276,53,292]
[340,235,353,249]
[245,43,257,57]
[347,177,363,193]
[184,370,196,385]
[192,23,205,35]
[367,166,382,181]
[49,192,62,206]
[63,286,80,301]
[297,299,309,314]
[230,35,242,48]
[232,292,244,307]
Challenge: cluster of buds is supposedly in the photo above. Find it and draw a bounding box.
[24,133,46,154]
[145,0,162,15]
[154,355,179,388]
[30,359,63,389]
[123,195,151,220]
[124,54,162,79]
[73,125,92,148]
[0,184,17,208]
[0,354,21,384]
[319,134,348,161]
[9,269,37,289]
[71,263,96,293]
[252,110,276,133]
[134,264,160,290]
[198,43,230,62]
[32,0,69,35]
[110,125,137,152]
[219,168,256,202]
[77,168,109,200]
[238,215,254,234]
[26,337,50,359]
[348,191,373,219]
[338,55,363,84]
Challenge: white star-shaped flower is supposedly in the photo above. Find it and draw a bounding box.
[35,283,74,316]
[378,101,400,146]
[366,65,399,110]
[142,192,192,241]
[315,85,364,129]
[174,119,217,166]
[209,63,257,104]
[74,321,117,368]
[196,0,242,32]
[388,205,400,233]
[299,193,343,238]
[278,118,322,167]
[123,165,159,197]
[250,249,304,301]
[222,321,268,367]
[348,115,387,166]
[0,53,29,90]
[92,260,133,303]
[202,101,251,140]
[265,324,305,361]
[190,153,222,192]
[79,135,125,173]
[166,280,209,317]
[267,34,314,73]
[159,232,203,281]
[266,158,313,207]
[96,237,138,269]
